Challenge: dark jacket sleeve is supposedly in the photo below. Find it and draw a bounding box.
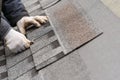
[2,0,29,27]
[0,18,11,40]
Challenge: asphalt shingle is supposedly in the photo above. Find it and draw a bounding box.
[15,68,42,80]
[40,0,60,9]
[45,0,102,54]
[8,56,34,80]
[6,49,32,68]
[38,50,90,80]
[34,46,63,70]
[27,25,52,40]
[31,35,57,53]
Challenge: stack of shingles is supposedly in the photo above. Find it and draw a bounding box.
[0,42,8,80]
[5,0,103,80]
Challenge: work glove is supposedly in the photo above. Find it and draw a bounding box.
[4,29,32,53]
[17,16,48,35]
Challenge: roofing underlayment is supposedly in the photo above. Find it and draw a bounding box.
[0,0,120,80]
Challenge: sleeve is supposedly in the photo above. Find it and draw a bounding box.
[2,0,29,27]
[0,18,11,40]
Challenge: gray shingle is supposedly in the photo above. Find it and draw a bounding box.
[22,0,44,16]
[38,50,90,80]
[0,55,5,61]
[0,60,6,66]
[40,0,60,9]
[30,35,57,54]
[0,72,8,79]
[27,26,52,40]
[73,0,98,12]
[32,40,60,59]
[33,46,63,69]
[29,8,44,16]
[1,78,8,80]
[15,68,42,80]
[0,53,8,80]
[0,46,5,56]
[8,56,34,80]
[5,47,12,57]
[27,4,41,13]
[75,1,120,80]
[0,66,7,74]
[36,52,65,70]
[31,40,61,70]
[22,0,39,8]
[6,49,32,68]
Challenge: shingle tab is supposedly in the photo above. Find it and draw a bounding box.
[1,72,8,79]
[30,35,57,54]
[40,0,60,9]
[0,60,6,66]
[6,49,32,68]
[27,25,52,40]
[0,66,7,74]
[27,4,41,13]
[38,50,91,80]
[33,46,63,69]
[8,56,34,80]
[0,50,8,80]
[0,46,5,56]
[15,68,42,80]
[22,0,38,8]
[0,55,5,62]
[29,8,44,16]
[36,52,65,70]
[21,0,44,16]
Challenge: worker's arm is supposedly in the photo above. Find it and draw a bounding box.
[1,0,47,53]
[0,18,11,40]
[2,0,48,35]
[1,18,31,53]
[2,0,29,27]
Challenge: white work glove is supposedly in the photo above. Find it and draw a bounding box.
[4,29,32,53]
[17,16,48,35]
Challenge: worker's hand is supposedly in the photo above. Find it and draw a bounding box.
[4,29,32,53]
[17,16,48,35]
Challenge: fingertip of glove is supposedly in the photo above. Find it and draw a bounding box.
[30,41,34,45]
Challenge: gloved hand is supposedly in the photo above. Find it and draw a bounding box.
[17,16,48,35]
[4,29,32,53]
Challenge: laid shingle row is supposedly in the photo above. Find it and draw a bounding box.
[7,56,34,80]
[6,49,32,69]
[21,0,44,16]
[5,0,43,80]
[0,59,8,80]
[0,44,8,80]
[4,0,57,79]
[15,68,42,80]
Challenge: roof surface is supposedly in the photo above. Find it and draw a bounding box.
[0,0,120,80]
